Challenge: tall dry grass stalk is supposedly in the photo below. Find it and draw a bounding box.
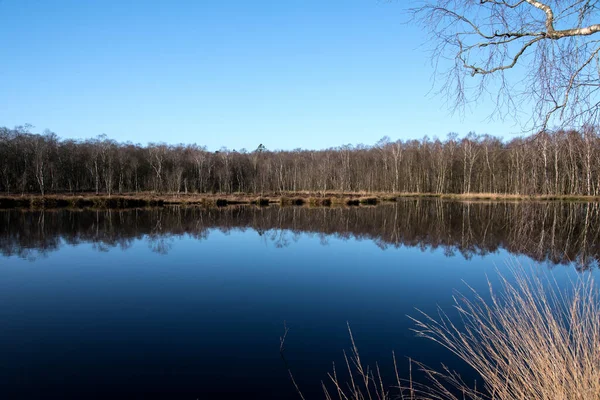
[324,264,600,400]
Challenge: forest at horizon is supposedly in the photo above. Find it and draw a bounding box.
[1,125,600,197]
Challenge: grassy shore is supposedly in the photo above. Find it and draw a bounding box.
[318,265,600,400]
[1,191,599,209]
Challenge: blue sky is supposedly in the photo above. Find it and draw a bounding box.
[0,0,519,150]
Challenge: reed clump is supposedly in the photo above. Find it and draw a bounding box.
[0,195,165,209]
[280,197,305,206]
[440,192,528,201]
[308,197,332,207]
[251,197,270,206]
[199,198,229,207]
[359,197,378,205]
[322,264,600,400]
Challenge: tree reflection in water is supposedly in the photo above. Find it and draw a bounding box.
[1,200,599,269]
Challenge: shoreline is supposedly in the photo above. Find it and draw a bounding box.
[1,192,600,210]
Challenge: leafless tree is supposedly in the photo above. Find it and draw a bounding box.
[2,125,600,197]
[411,0,600,132]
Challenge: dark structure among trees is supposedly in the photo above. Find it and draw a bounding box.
[1,125,600,196]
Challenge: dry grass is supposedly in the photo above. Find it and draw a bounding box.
[2,191,599,210]
[308,197,332,207]
[250,197,271,206]
[0,194,165,209]
[322,264,600,400]
[280,197,306,206]
[358,197,379,205]
[439,192,600,202]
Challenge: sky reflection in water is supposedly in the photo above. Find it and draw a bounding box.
[0,201,598,399]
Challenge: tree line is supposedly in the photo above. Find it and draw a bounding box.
[2,125,600,196]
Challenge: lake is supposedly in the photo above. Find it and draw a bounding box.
[0,200,598,399]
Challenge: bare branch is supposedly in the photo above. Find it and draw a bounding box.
[412,0,600,132]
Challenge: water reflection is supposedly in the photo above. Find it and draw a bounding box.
[1,200,599,269]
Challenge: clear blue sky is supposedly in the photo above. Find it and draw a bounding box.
[0,0,518,151]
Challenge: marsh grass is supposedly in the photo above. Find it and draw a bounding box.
[322,264,600,400]
[0,195,165,209]
[381,196,398,202]
[438,193,600,202]
[280,197,305,206]
[250,197,270,206]
[2,192,599,210]
[308,197,332,207]
[358,197,378,205]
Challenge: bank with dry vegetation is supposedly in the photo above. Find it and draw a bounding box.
[316,265,600,400]
[1,191,600,210]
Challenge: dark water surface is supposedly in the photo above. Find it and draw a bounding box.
[0,200,599,399]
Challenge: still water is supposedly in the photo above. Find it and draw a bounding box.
[0,200,599,399]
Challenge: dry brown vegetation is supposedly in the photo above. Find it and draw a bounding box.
[322,265,600,400]
[0,193,166,209]
[437,192,600,202]
[1,191,599,210]
[280,197,306,206]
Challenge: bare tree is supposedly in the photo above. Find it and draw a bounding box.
[412,0,600,132]
[2,124,600,197]
[148,144,167,193]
